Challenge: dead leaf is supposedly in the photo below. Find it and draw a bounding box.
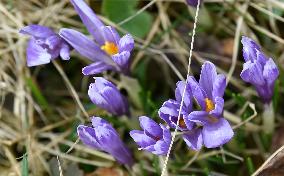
[86,167,127,176]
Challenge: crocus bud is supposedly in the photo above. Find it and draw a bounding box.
[88,77,129,116]
[240,36,279,103]
[130,116,171,155]
[77,116,133,165]
[20,25,71,67]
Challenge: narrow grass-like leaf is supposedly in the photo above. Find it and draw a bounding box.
[21,154,28,176]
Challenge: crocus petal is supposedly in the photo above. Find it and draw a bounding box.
[153,140,169,155]
[94,77,117,90]
[20,24,55,38]
[188,76,206,109]
[160,124,171,143]
[212,74,226,99]
[209,97,224,118]
[158,99,180,127]
[240,60,265,86]
[263,58,279,87]
[202,118,234,148]
[129,130,156,148]
[183,129,203,150]
[45,35,61,49]
[70,0,105,45]
[77,125,101,149]
[100,26,120,45]
[256,50,267,66]
[60,43,71,60]
[241,36,260,62]
[175,81,192,109]
[186,111,209,126]
[82,62,114,75]
[112,51,130,73]
[119,34,134,52]
[91,116,109,128]
[199,61,217,98]
[59,28,114,65]
[186,0,202,7]
[26,39,51,67]
[139,116,163,139]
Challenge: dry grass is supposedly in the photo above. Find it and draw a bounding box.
[0,0,284,175]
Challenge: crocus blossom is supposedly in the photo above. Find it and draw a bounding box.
[240,36,279,103]
[59,0,134,75]
[158,81,194,131]
[88,77,129,116]
[130,116,171,155]
[77,117,133,165]
[20,25,71,67]
[186,0,202,7]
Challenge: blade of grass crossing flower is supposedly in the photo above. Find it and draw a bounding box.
[21,153,28,176]
[161,0,201,175]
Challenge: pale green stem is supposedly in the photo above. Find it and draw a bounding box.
[262,102,275,134]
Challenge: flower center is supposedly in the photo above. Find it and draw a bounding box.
[101,42,119,56]
[178,118,187,128]
[205,98,215,112]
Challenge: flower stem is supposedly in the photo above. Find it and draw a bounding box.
[262,102,275,134]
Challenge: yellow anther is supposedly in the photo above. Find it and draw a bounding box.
[178,118,187,128]
[205,98,215,112]
[101,42,119,56]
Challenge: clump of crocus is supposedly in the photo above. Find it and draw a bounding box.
[184,61,234,149]
[130,116,171,155]
[158,81,193,131]
[59,0,134,75]
[186,0,202,7]
[88,77,129,116]
[240,36,279,104]
[19,25,71,67]
[77,116,133,165]
[240,36,279,133]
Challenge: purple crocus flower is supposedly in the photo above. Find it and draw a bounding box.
[158,81,194,131]
[182,61,233,150]
[88,77,129,116]
[240,36,279,103]
[77,116,133,165]
[186,0,202,7]
[59,0,134,75]
[20,25,71,67]
[130,116,171,155]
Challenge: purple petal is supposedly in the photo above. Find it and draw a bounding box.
[112,51,130,73]
[100,26,120,45]
[199,61,217,98]
[70,0,105,45]
[82,62,114,75]
[59,43,71,60]
[160,124,172,143]
[202,118,234,148]
[212,74,226,99]
[45,35,61,49]
[158,99,180,127]
[59,28,114,65]
[20,25,55,38]
[187,111,209,126]
[175,81,192,109]
[26,38,52,67]
[263,58,279,87]
[209,97,224,118]
[77,125,101,149]
[241,36,260,62]
[256,50,268,66]
[240,60,265,86]
[153,140,169,155]
[91,116,109,128]
[119,34,134,52]
[183,129,203,150]
[188,76,206,109]
[139,116,163,139]
[186,0,202,7]
[130,130,156,148]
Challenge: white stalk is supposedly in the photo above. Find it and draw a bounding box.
[262,102,275,134]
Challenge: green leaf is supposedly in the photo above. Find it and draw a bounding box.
[21,154,29,176]
[25,77,51,112]
[102,0,153,38]
[246,157,255,175]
